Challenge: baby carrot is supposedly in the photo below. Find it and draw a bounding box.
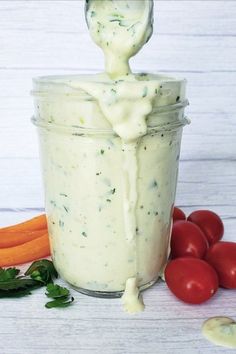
[0,229,47,248]
[0,214,47,233]
[0,233,51,267]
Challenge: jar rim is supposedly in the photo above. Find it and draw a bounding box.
[32,72,186,86]
[31,99,189,136]
[31,72,187,100]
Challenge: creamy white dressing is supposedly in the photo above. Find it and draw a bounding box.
[202,317,236,349]
[70,77,159,142]
[85,0,156,312]
[121,277,145,313]
[32,0,187,314]
[122,141,138,242]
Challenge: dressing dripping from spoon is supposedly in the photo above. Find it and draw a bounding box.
[85,0,153,78]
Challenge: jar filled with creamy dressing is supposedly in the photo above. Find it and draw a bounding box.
[32,73,188,297]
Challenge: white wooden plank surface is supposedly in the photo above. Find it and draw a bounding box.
[0,1,236,353]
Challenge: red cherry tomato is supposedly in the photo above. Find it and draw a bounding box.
[173,207,186,222]
[171,221,208,259]
[165,257,219,304]
[205,241,236,289]
[187,210,224,245]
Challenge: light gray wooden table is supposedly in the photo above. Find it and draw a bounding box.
[0,1,235,353]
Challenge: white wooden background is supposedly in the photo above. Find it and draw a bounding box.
[0,1,236,353]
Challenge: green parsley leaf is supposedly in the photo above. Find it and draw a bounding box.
[0,267,20,282]
[0,261,75,308]
[0,265,43,296]
[25,259,58,285]
[46,283,70,298]
[45,283,74,309]
[0,288,33,298]
[45,296,74,309]
[0,277,41,291]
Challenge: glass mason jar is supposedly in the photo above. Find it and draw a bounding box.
[32,74,189,297]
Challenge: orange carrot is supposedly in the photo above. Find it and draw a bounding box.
[0,229,47,248]
[0,233,51,267]
[0,214,47,233]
